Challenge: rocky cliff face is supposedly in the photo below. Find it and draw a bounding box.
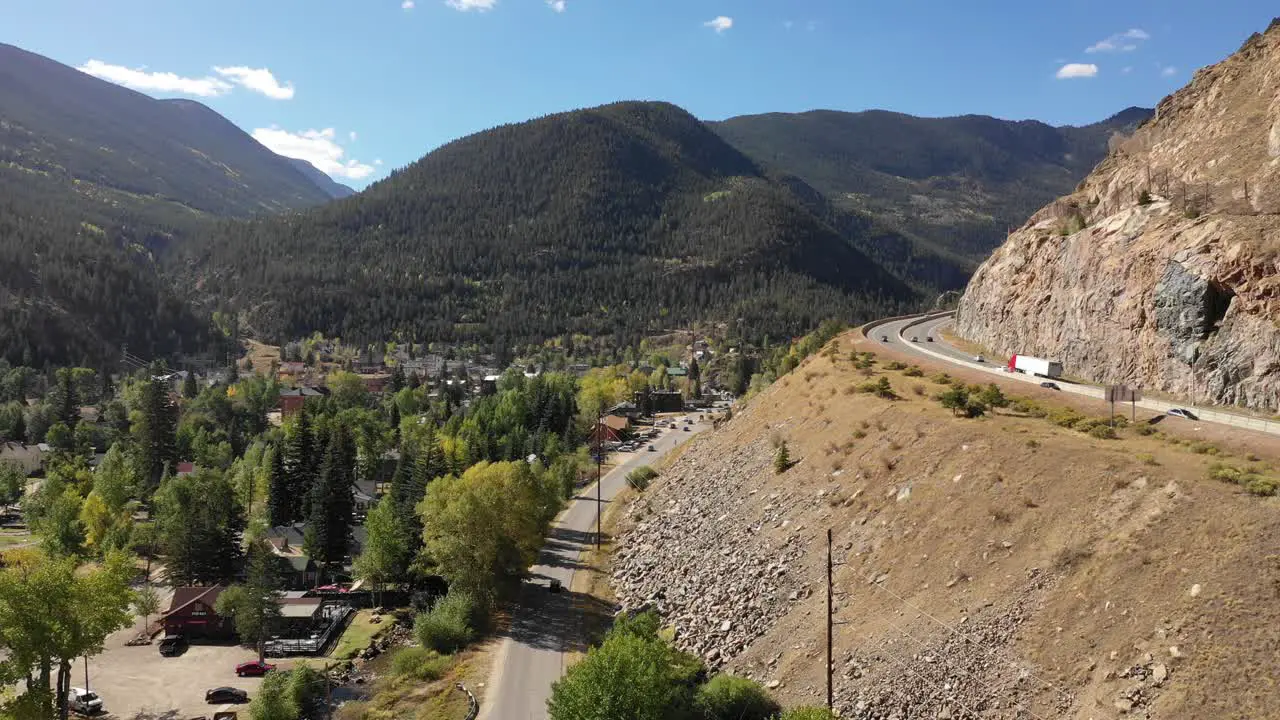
[957,19,1280,412]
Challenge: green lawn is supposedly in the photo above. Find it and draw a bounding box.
[331,609,394,660]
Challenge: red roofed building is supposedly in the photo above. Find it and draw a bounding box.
[162,586,234,639]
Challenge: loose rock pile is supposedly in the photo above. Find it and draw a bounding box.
[612,439,814,669]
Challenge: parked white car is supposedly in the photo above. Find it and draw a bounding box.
[68,688,104,715]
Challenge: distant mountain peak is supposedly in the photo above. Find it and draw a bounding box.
[283,157,356,199]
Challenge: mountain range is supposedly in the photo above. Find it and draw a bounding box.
[0,42,1147,366]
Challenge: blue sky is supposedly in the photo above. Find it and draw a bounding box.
[4,1,1274,188]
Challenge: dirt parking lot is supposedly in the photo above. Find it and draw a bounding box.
[87,633,272,720]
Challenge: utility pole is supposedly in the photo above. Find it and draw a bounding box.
[826,527,834,714]
[596,409,603,549]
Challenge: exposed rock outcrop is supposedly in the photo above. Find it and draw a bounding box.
[957,19,1280,412]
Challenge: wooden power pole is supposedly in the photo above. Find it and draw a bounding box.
[827,527,834,713]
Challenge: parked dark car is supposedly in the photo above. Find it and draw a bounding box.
[158,635,187,657]
[926,337,934,342]
[880,335,888,342]
[206,688,249,704]
[648,444,656,451]
[549,579,562,593]
[910,336,919,343]
[1040,382,1060,390]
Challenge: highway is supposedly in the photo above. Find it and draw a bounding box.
[871,313,1280,437]
[477,419,709,720]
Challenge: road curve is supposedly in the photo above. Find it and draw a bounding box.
[870,313,1280,437]
[478,420,709,720]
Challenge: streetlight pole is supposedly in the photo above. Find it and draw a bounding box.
[595,409,603,549]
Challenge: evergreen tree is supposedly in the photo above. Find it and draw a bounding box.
[11,410,25,444]
[283,409,315,522]
[182,371,198,399]
[215,540,282,661]
[306,426,355,570]
[154,469,243,585]
[688,357,701,382]
[773,441,791,474]
[135,377,177,493]
[389,365,406,393]
[52,368,79,427]
[267,442,290,527]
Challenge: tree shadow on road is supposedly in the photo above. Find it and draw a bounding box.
[504,582,618,655]
[547,526,610,547]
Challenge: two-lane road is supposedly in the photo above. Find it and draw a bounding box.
[479,419,709,720]
[872,313,1280,436]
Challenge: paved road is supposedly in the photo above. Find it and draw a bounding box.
[870,313,1280,436]
[478,419,710,720]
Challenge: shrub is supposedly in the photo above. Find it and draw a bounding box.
[1048,408,1085,428]
[1025,439,1040,449]
[693,675,781,720]
[856,382,879,394]
[1208,463,1279,496]
[912,384,926,396]
[930,373,953,385]
[852,429,866,439]
[779,709,836,720]
[627,466,659,491]
[885,361,908,371]
[977,384,1009,410]
[1190,442,1219,455]
[902,366,924,378]
[1089,424,1118,440]
[964,399,988,418]
[1137,453,1159,466]
[774,442,791,474]
[391,646,453,681]
[414,591,479,654]
[1133,424,1157,436]
[1138,189,1153,206]
[937,386,967,415]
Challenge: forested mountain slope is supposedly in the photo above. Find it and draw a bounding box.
[0,43,333,216]
[711,106,1151,260]
[0,43,347,366]
[184,102,935,348]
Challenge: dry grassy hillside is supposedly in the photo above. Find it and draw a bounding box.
[611,330,1280,720]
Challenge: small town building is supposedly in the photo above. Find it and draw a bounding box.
[0,442,43,476]
[162,586,234,640]
[279,386,326,416]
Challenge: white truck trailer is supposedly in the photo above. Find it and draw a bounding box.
[1009,354,1064,379]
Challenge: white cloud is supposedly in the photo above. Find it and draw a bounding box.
[401,0,414,8]
[704,16,733,33]
[546,0,565,11]
[1161,65,1177,77]
[349,131,358,141]
[1086,28,1149,53]
[783,20,794,30]
[1055,63,1099,79]
[252,127,375,180]
[77,59,233,97]
[213,66,295,100]
[446,0,496,11]
[375,159,384,166]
